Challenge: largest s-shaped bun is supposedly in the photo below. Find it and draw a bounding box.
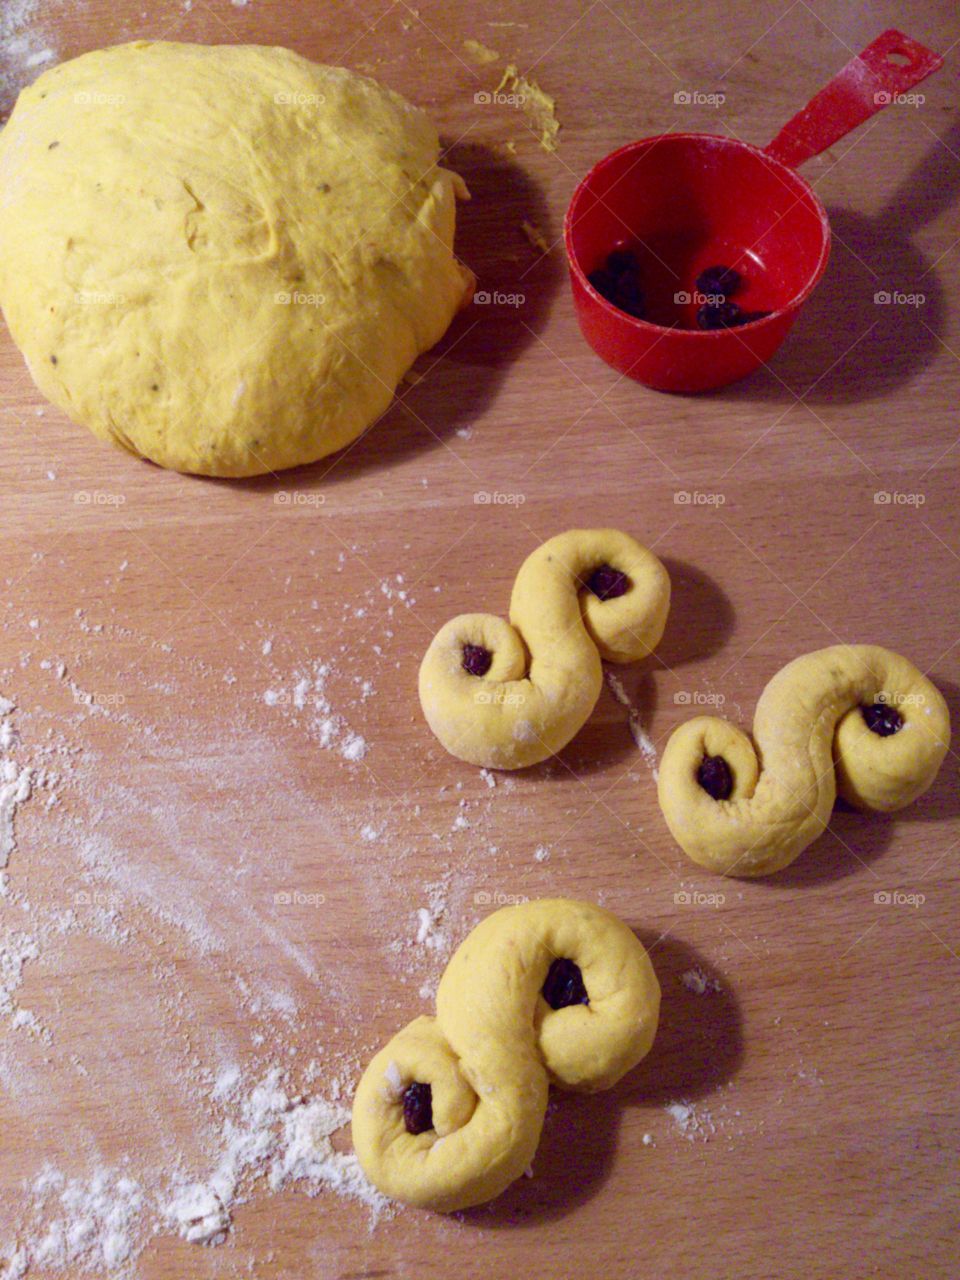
[352,898,660,1211]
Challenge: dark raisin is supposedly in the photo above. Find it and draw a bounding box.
[589,249,645,319]
[48,140,60,150]
[611,272,645,319]
[542,958,589,1009]
[606,247,640,276]
[50,354,58,365]
[698,300,772,329]
[585,564,630,600]
[697,300,745,330]
[462,643,492,677]
[696,264,742,298]
[697,755,733,800]
[862,702,903,737]
[402,1082,433,1135]
[588,267,617,297]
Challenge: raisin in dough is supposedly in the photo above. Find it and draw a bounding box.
[658,644,950,877]
[352,898,660,1211]
[418,529,671,769]
[0,42,474,476]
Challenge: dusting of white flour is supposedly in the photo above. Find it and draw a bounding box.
[604,671,658,775]
[166,1068,387,1247]
[0,0,62,106]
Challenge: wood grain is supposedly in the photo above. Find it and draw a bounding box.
[0,2,958,1277]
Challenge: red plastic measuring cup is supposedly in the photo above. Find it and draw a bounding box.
[564,30,944,393]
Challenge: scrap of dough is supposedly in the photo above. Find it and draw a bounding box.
[521,220,551,253]
[462,38,500,65]
[495,63,560,152]
[0,42,475,477]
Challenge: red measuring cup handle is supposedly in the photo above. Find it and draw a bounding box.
[765,29,944,168]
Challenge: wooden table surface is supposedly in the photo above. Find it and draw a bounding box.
[1,2,958,1277]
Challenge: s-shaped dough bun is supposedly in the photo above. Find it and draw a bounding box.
[352,898,660,1212]
[0,42,474,477]
[658,644,950,877]
[418,529,671,768]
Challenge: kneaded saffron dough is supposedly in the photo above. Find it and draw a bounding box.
[0,42,474,476]
[352,898,660,1212]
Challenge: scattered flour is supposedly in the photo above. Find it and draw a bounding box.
[412,879,450,954]
[166,1067,386,1246]
[0,0,61,105]
[261,661,368,761]
[605,671,659,775]
[666,1100,716,1141]
[0,698,32,869]
[26,1167,145,1273]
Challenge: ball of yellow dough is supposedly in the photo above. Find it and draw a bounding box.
[0,42,474,477]
[352,898,660,1212]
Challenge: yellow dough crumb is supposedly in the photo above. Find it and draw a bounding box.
[521,220,551,253]
[462,38,500,65]
[495,63,561,151]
